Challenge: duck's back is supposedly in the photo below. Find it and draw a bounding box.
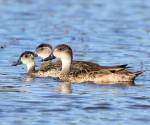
[40,59,127,73]
[39,60,139,83]
[59,67,142,85]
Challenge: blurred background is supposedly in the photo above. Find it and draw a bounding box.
[0,0,150,125]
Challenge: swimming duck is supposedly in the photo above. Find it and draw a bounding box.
[12,51,60,77]
[44,44,143,84]
[35,43,56,71]
[35,43,130,73]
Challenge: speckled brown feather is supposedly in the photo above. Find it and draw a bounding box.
[59,68,142,84]
[40,60,127,72]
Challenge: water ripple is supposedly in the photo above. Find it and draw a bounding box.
[0,0,149,125]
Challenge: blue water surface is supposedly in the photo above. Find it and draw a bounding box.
[0,0,150,125]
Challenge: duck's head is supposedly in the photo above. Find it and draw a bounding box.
[12,51,37,72]
[44,44,73,61]
[35,43,52,60]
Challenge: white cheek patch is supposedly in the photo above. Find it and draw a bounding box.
[21,58,32,64]
[21,58,27,64]
[22,59,35,72]
[53,52,59,59]
[39,49,51,59]
[39,53,49,58]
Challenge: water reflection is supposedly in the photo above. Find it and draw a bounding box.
[0,0,149,125]
[24,75,33,82]
[57,82,72,94]
[0,86,21,92]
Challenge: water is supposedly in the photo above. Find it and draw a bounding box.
[0,0,150,124]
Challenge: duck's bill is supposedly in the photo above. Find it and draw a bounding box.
[34,52,38,57]
[42,54,56,61]
[12,59,22,66]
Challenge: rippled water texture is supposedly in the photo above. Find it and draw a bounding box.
[0,0,150,124]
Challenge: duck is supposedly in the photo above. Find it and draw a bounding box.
[35,43,130,73]
[34,43,58,71]
[43,44,143,84]
[12,51,60,77]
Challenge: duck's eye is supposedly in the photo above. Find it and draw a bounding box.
[24,55,28,58]
[59,48,62,51]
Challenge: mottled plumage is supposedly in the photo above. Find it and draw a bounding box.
[47,44,143,85]
[35,43,129,76]
[12,51,60,78]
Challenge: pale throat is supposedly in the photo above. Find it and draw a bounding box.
[61,56,72,74]
[26,61,35,73]
[41,53,50,59]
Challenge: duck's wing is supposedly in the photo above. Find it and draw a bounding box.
[63,68,113,83]
[73,61,128,72]
[73,61,99,68]
[114,69,143,77]
[99,64,129,71]
[40,61,51,71]
[40,61,61,71]
[88,69,143,83]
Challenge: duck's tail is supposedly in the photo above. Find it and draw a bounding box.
[134,71,144,77]
[109,64,128,69]
[116,64,128,68]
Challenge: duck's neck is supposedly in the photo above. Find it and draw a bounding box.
[26,61,35,74]
[61,56,72,74]
[42,60,50,64]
